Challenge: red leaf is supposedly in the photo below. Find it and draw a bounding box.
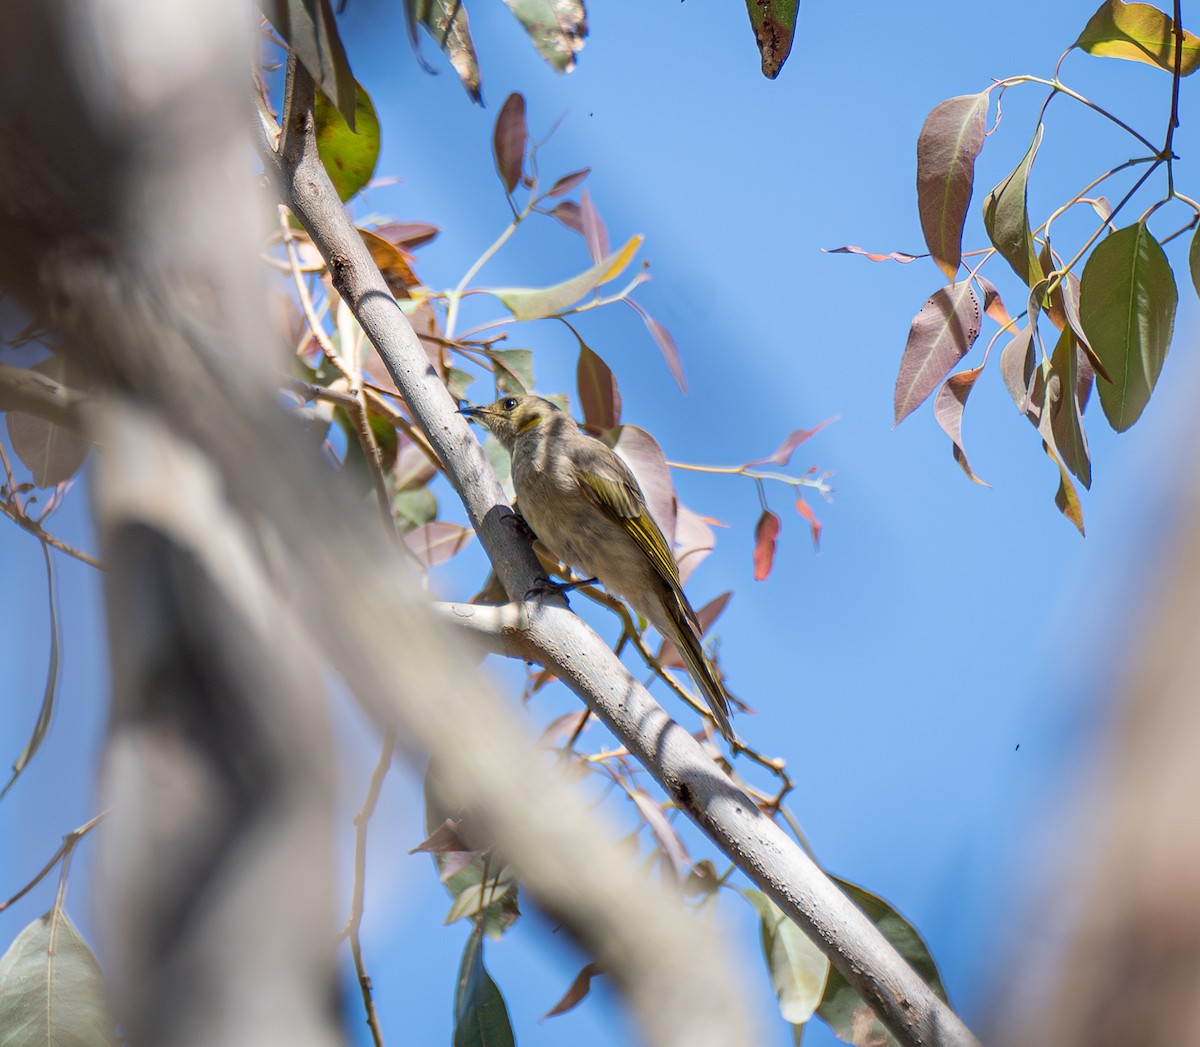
[658,591,732,669]
[746,418,834,467]
[404,521,474,567]
[794,497,822,550]
[576,341,621,433]
[538,710,590,746]
[409,818,470,854]
[626,299,687,393]
[894,281,982,425]
[999,324,1035,414]
[916,93,990,281]
[603,425,677,548]
[547,168,591,198]
[629,789,690,880]
[674,502,716,586]
[975,274,1012,327]
[579,188,609,264]
[542,963,604,1020]
[493,93,527,195]
[372,221,440,250]
[933,366,989,486]
[550,200,584,235]
[822,245,923,264]
[753,510,781,581]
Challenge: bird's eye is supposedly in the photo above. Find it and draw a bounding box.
[502,398,518,411]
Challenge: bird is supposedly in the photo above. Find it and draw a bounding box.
[462,394,736,743]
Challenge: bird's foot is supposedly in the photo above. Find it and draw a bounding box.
[524,575,599,603]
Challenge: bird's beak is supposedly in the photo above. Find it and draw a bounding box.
[459,405,484,419]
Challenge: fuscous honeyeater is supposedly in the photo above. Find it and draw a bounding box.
[462,394,735,743]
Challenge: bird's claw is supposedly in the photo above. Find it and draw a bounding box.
[524,575,599,603]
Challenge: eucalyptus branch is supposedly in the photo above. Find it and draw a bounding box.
[996,74,1160,154]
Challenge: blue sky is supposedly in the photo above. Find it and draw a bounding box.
[2,2,1198,1045]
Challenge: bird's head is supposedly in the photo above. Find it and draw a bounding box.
[460,394,562,451]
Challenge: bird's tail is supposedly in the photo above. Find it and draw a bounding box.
[663,596,736,744]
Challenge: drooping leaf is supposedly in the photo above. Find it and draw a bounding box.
[893,281,982,424]
[394,486,438,531]
[579,188,609,265]
[1043,439,1086,535]
[933,366,988,486]
[1,543,59,802]
[753,510,781,581]
[453,928,516,1047]
[314,80,380,202]
[743,0,799,78]
[601,425,677,547]
[674,503,717,585]
[547,168,590,198]
[404,521,474,567]
[406,0,482,102]
[742,890,830,1028]
[975,274,1012,327]
[487,348,534,397]
[659,591,732,669]
[1079,221,1177,432]
[999,324,1036,414]
[1045,328,1092,489]
[373,221,441,249]
[492,93,527,195]
[493,236,643,320]
[0,910,117,1047]
[410,818,471,854]
[576,341,621,433]
[550,200,584,235]
[6,356,92,487]
[817,878,948,1046]
[626,299,687,393]
[1037,249,1109,382]
[542,962,603,1020]
[983,125,1044,287]
[1074,0,1200,75]
[358,228,417,297]
[1190,221,1200,298]
[482,433,516,503]
[262,0,357,128]
[746,419,833,467]
[794,496,822,550]
[916,93,989,282]
[629,789,689,880]
[502,0,587,72]
[822,245,923,264]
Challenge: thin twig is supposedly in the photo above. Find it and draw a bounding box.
[0,500,103,569]
[0,809,109,913]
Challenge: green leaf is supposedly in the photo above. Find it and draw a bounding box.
[502,0,587,72]
[983,125,1044,287]
[261,0,357,129]
[1045,328,1092,488]
[817,878,948,1047]
[405,0,482,102]
[493,236,643,320]
[916,93,990,282]
[1079,221,1177,431]
[393,486,438,531]
[1189,222,1200,298]
[1074,0,1200,75]
[893,282,982,424]
[488,349,535,395]
[453,928,516,1047]
[0,911,117,1047]
[743,0,799,78]
[1,543,58,801]
[482,433,515,503]
[741,890,830,1028]
[314,81,380,202]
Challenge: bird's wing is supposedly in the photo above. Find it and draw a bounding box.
[576,450,684,590]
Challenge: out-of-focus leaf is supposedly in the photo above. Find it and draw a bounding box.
[933,366,988,486]
[488,348,535,395]
[550,200,584,234]
[1045,328,1092,489]
[626,299,687,393]
[410,818,471,854]
[742,889,830,1028]
[817,877,948,1046]
[446,367,477,401]
[822,245,923,264]
[684,859,720,900]
[1074,0,1200,74]
[492,93,527,195]
[548,168,590,198]
[975,274,1012,327]
[404,521,474,567]
[314,81,380,202]
[1079,221,1177,432]
[542,962,603,1020]
[579,189,609,265]
[6,356,92,487]
[394,441,438,491]
[674,502,716,586]
[1190,222,1200,298]
[493,235,643,320]
[373,221,441,249]
[576,341,621,432]
[262,0,357,128]
[983,125,1044,287]
[0,910,117,1046]
[482,433,515,503]
[538,709,590,746]
[602,425,677,547]
[916,93,989,282]
[406,0,482,102]
[999,324,1035,414]
[358,228,416,297]
[794,496,822,550]
[393,486,438,531]
[659,591,732,669]
[629,789,689,881]
[502,0,587,72]
[1,543,58,802]
[753,510,781,581]
[743,0,798,78]
[893,281,982,424]
[746,419,833,467]
[453,928,516,1047]
[446,880,517,926]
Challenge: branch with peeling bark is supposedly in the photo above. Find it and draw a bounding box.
[258,56,982,1047]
